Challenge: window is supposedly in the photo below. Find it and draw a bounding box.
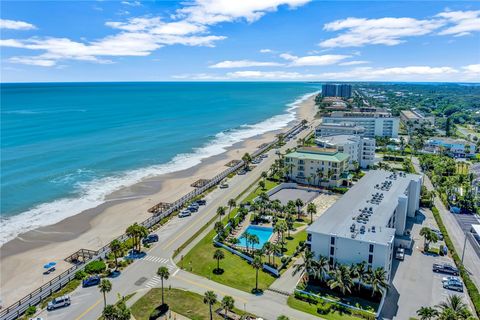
[330,237,335,245]
[369,244,374,253]
[307,233,312,242]
[330,246,335,255]
[368,254,373,264]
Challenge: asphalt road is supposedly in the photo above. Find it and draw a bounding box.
[36,123,317,320]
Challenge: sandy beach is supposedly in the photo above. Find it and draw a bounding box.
[0,96,317,306]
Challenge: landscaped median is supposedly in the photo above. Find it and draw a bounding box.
[431,206,480,315]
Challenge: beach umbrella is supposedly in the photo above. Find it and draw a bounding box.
[43,264,52,269]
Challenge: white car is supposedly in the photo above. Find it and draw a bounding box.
[47,295,71,310]
[219,183,229,189]
[178,210,191,218]
[442,276,460,283]
[395,248,405,260]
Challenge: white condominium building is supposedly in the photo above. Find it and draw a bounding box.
[322,111,399,138]
[315,122,366,137]
[284,147,350,187]
[315,135,375,169]
[306,170,422,281]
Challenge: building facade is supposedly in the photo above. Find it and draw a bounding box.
[315,135,376,169]
[322,111,399,138]
[424,137,476,158]
[322,83,352,99]
[284,147,350,187]
[306,170,422,281]
[315,122,366,137]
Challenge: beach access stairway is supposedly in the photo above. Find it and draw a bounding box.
[0,122,308,320]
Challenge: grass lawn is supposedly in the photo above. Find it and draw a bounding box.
[243,179,279,203]
[285,230,307,256]
[287,295,363,320]
[131,288,250,320]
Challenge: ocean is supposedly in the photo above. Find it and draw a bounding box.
[0,82,320,245]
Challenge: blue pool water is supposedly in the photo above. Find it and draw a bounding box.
[1,82,319,244]
[238,225,274,249]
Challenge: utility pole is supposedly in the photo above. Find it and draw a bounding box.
[461,232,467,263]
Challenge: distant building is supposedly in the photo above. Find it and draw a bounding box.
[424,137,476,158]
[306,170,422,281]
[315,122,366,137]
[322,111,399,138]
[316,135,375,169]
[322,83,352,99]
[284,147,350,187]
[400,110,435,130]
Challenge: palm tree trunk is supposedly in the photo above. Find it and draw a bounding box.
[161,278,164,305]
[209,304,213,320]
[217,258,220,270]
[255,269,259,291]
[103,291,106,309]
[114,252,118,270]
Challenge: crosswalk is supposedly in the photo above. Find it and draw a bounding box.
[145,275,164,288]
[141,255,171,264]
[140,255,178,288]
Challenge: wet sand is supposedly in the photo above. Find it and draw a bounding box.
[0,96,317,306]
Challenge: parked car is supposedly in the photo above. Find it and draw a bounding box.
[433,263,459,275]
[196,199,206,205]
[82,275,100,288]
[238,170,247,175]
[442,276,460,283]
[260,154,268,158]
[189,202,199,209]
[187,205,198,212]
[220,183,229,189]
[47,295,71,311]
[443,279,464,292]
[142,234,159,245]
[395,248,405,260]
[178,210,191,218]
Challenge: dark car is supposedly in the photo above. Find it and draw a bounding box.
[433,263,459,275]
[187,206,198,212]
[196,199,206,205]
[82,275,100,287]
[142,234,159,245]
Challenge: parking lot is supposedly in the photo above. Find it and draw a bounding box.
[269,187,319,205]
[381,209,470,319]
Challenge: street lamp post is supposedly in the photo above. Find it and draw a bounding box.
[461,232,468,263]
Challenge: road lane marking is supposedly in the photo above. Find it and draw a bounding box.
[74,298,102,320]
[175,274,247,304]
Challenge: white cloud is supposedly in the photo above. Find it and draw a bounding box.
[3,0,311,67]
[280,53,350,66]
[8,57,55,67]
[226,70,315,79]
[0,19,36,30]
[260,48,273,53]
[320,17,443,48]
[176,0,311,25]
[339,60,369,66]
[462,64,480,74]
[121,1,142,7]
[436,10,480,36]
[209,60,283,68]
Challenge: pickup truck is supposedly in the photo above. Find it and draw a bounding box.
[432,263,459,275]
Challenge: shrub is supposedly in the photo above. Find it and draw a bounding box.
[149,304,169,320]
[25,306,36,316]
[74,270,87,280]
[316,301,331,315]
[84,260,106,274]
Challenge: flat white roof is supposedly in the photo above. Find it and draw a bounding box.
[307,170,421,244]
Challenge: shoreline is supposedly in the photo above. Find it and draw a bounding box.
[0,94,318,306]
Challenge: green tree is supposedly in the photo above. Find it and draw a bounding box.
[109,239,122,271]
[307,202,317,224]
[217,206,226,223]
[213,249,225,272]
[203,291,217,320]
[157,266,170,306]
[249,234,260,253]
[221,296,235,319]
[261,171,268,183]
[316,255,330,283]
[262,242,273,265]
[227,198,236,219]
[99,279,112,309]
[293,248,317,282]
[416,306,439,320]
[437,294,471,319]
[419,227,439,251]
[258,180,266,191]
[328,265,353,296]
[295,198,304,220]
[369,267,389,297]
[242,153,252,170]
[252,256,263,292]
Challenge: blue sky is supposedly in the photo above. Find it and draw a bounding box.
[1,0,479,82]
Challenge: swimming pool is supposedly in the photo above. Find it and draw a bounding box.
[237,225,273,249]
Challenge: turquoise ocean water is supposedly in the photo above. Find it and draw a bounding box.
[1,82,319,244]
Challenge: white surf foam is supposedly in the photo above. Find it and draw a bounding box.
[0,91,318,245]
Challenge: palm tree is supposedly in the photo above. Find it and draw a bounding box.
[217,206,226,223]
[293,249,317,282]
[316,168,324,186]
[316,255,330,283]
[356,262,368,292]
[242,153,252,170]
[214,221,224,239]
[240,232,250,253]
[261,171,268,183]
[226,198,236,219]
[416,306,439,320]
[419,227,439,251]
[258,180,266,191]
[249,234,260,253]
[213,249,225,272]
[203,291,217,320]
[99,279,112,309]
[221,296,235,319]
[369,267,388,297]
[109,239,122,271]
[295,198,304,220]
[252,256,263,292]
[157,266,170,306]
[328,265,353,296]
[126,224,138,254]
[437,294,471,319]
[262,242,273,265]
[274,220,287,251]
[307,203,317,224]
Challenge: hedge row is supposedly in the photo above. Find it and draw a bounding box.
[431,207,480,315]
